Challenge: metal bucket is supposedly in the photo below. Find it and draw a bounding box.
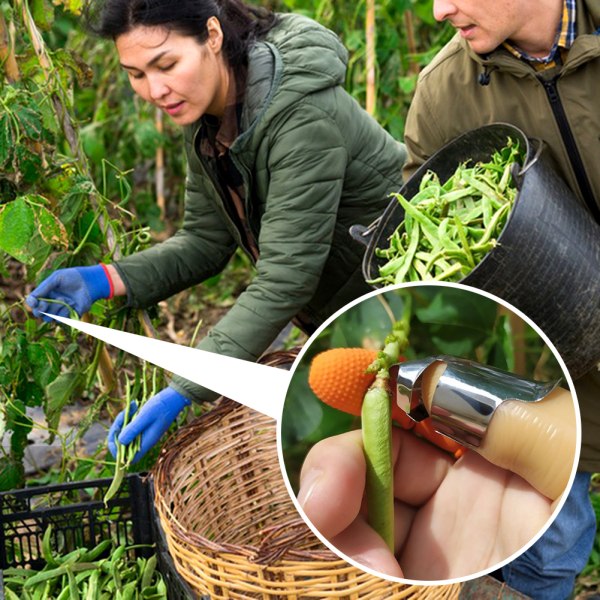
[351,123,600,379]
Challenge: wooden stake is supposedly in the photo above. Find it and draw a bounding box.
[365,0,376,115]
[403,9,420,76]
[155,108,165,219]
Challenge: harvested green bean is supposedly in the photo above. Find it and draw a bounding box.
[361,311,410,552]
[372,139,523,286]
[6,540,167,599]
[104,367,159,505]
[362,383,393,550]
[42,525,60,569]
[140,554,157,590]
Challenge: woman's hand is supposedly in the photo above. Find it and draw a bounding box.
[107,387,191,463]
[26,265,113,320]
[297,428,554,580]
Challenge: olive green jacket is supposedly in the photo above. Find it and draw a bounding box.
[114,14,406,403]
[403,0,600,471]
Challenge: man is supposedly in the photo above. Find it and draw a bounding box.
[403,1,600,598]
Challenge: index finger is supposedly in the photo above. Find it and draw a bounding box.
[298,427,455,541]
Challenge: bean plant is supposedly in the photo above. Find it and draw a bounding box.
[0,0,167,491]
[0,0,450,491]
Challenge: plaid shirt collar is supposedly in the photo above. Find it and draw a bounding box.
[502,0,576,66]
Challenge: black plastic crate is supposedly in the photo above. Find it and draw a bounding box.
[0,473,195,599]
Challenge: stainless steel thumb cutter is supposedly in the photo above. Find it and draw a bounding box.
[391,356,561,448]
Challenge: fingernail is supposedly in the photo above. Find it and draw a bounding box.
[297,468,323,509]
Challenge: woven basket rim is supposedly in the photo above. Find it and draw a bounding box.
[151,348,339,563]
[154,397,340,562]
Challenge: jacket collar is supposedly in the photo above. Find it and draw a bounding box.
[186,40,279,154]
[464,0,600,81]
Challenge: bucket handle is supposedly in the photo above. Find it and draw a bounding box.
[512,137,544,187]
[349,217,381,247]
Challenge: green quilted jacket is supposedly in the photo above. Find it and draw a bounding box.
[114,13,406,402]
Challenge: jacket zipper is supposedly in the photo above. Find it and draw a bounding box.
[194,131,256,260]
[539,76,600,222]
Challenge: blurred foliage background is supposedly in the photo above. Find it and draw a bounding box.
[282,285,564,492]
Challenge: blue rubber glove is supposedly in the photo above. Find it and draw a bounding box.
[107,387,191,463]
[26,265,111,321]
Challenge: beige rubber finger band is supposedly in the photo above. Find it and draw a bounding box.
[422,362,576,501]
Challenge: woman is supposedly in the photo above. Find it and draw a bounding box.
[26,0,406,460]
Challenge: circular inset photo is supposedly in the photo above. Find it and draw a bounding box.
[279,282,580,584]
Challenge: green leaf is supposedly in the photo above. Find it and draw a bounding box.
[15,145,43,185]
[27,341,61,388]
[483,314,515,372]
[282,365,323,447]
[31,0,55,31]
[14,102,43,140]
[412,0,438,26]
[59,177,87,225]
[44,171,73,198]
[21,233,53,276]
[428,333,479,357]
[411,287,498,358]
[46,371,83,435]
[134,120,163,158]
[0,113,15,171]
[76,210,103,244]
[32,202,69,249]
[0,198,36,264]
[53,49,94,88]
[52,0,83,17]
[0,113,14,168]
[0,366,10,388]
[398,74,417,95]
[330,292,406,350]
[0,458,24,491]
[81,124,106,163]
[414,288,497,333]
[36,93,60,137]
[18,381,45,407]
[6,399,33,459]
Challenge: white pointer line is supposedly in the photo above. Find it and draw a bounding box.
[45,314,291,421]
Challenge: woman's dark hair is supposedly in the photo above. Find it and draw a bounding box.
[84,0,277,71]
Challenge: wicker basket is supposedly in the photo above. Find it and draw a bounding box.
[153,353,462,600]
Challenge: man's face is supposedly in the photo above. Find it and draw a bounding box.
[433,0,523,54]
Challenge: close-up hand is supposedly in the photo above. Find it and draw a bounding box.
[297,427,554,581]
[26,265,111,321]
[107,387,190,463]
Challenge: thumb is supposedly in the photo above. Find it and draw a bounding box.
[421,362,576,501]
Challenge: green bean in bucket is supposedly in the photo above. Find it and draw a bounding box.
[371,139,524,286]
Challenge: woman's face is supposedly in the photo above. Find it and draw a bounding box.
[116,20,229,125]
